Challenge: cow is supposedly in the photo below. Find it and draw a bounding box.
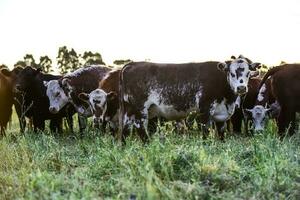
[244,77,280,131]
[255,64,299,137]
[0,67,30,133]
[118,55,261,142]
[44,65,111,132]
[0,68,15,135]
[14,66,76,133]
[78,69,120,133]
[230,77,261,134]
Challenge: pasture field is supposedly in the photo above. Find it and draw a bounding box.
[0,112,299,200]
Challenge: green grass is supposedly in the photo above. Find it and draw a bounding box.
[0,114,299,199]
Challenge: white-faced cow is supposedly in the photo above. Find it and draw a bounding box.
[44,65,111,132]
[255,64,299,137]
[245,76,280,131]
[78,69,120,133]
[118,55,261,142]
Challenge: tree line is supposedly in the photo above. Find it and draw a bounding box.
[0,46,132,74]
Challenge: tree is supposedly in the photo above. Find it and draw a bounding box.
[23,54,37,67]
[81,51,105,66]
[39,56,53,73]
[113,59,132,66]
[57,46,80,75]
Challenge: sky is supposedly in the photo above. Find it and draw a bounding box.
[1,0,300,68]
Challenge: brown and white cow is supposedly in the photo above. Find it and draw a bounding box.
[244,76,280,131]
[118,55,261,141]
[78,69,120,132]
[255,64,299,137]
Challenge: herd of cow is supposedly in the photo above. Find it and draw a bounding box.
[0,55,299,141]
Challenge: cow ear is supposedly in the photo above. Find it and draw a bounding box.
[43,81,49,87]
[243,108,253,118]
[250,71,260,78]
[107,91,117,101]
[1,68,11,77]
[217,62,229,72]
[78,93,89,102]
[249,62,261,71]
[61,78,70,87]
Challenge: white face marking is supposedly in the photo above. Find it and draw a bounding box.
[210,98,236,122]
[247,105,270,131]
[257,84,266,102]
[142,89,202,120]
[227,59,252,95]
[46,80,70,113]
[88,89,108,121]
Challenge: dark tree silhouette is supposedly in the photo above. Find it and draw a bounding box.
[57,46,80,75]
[39,56,53,73]
[113,59,132,66]
[23,54,37,67]
[81,51,105,66]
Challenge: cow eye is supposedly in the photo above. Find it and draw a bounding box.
[230,72,235,77]
[55,92,60,97]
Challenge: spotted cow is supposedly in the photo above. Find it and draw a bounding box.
[78,69,120,132]
[118,55,261,141]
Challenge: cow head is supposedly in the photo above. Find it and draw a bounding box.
[14,67,42,93]
[0,67,23,87]
[78,89,117,126]
[44,80,70,114]
[218,55,261,95]
[245,105,270,131]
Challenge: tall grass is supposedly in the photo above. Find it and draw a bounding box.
[0,115,299,199]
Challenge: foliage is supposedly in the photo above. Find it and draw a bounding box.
[81,51,105,66]
[113,59,132,66]
[0,64,8,69]
[39,56,53,73]
[0,115,299,199]
[57,46,80,75]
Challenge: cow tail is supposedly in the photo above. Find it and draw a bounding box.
[258,65,285,90]
[118,62,131,142]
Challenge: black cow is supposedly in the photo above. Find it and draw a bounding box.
[15,66,75,133]
[118,55,261,141]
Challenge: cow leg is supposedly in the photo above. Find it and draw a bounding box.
[53,118,63,134]
[277,107,294,138]
[231,110,242,134]
[215,121,226,141]
[66,115,74,134]
[33,118,45,132]
[78,114,87,136]
[14,103,26,133]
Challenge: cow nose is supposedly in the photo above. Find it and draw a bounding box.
[237,86,247,94]
[49,107,58,113]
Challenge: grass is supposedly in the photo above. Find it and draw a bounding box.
[0,113,299,199]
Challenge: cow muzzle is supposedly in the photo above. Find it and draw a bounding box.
[237,86,247,95]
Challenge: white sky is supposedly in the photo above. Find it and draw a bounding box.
[1,0,300,68]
